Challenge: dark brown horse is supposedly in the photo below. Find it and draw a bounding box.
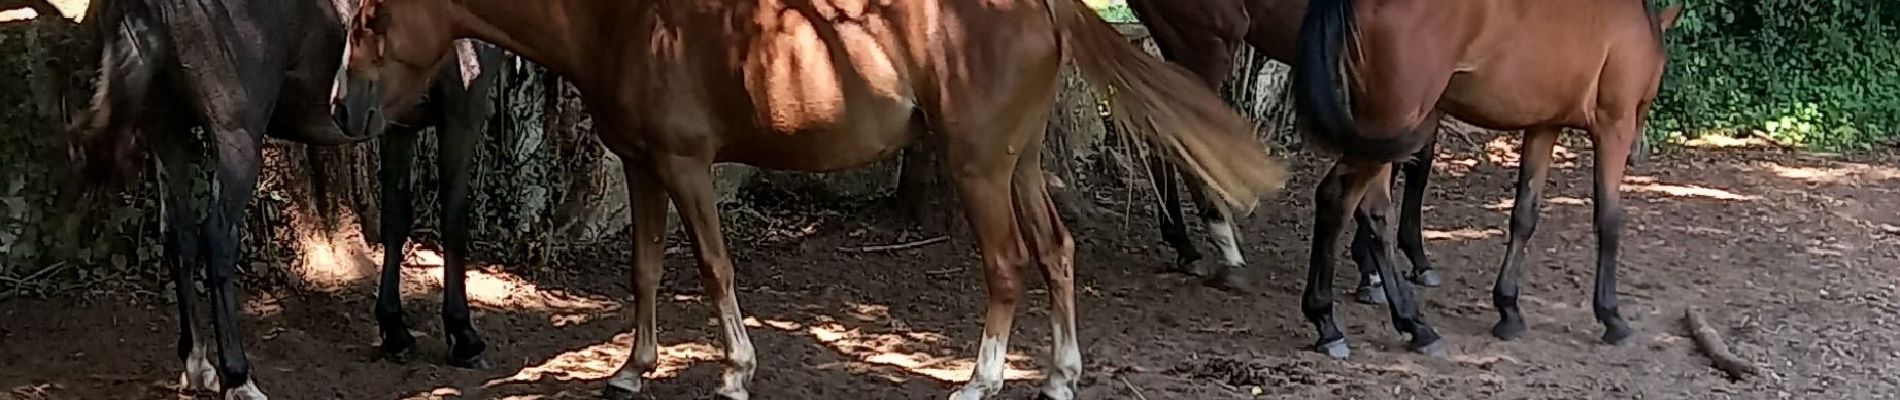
[1127,0,1438,303]
[68,0,505,397]
[335,0,1287,398]
[1292,0,1682,358]
[68,0,373,398]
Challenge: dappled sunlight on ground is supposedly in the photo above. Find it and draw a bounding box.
[1484,196,1589,211]
[1421,227,1504,241]
[1625,182,1759,201]
[402,250,622,327]
[293,236,375,291]
[755,315,1041,384]
[1756,161,1900,187]
[484,334,721,388]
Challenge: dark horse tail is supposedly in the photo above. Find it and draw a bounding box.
[67,0,165,192]
[1292,0,1424,161]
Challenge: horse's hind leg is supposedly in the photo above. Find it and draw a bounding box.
[372,128,421,363]
[1587,118,1637,345]
[650,153,755,399]
[1012,140,1082,400]
[1304,160,1375,359]
[203,125,269,399]
[944,149,1030,400]
[1149,156,1205,275]
[1354,165,1444,356]
[155,123,219,394]
[1396,134,1439,287]
[604,156,670,399]
[1490,127,1558,341]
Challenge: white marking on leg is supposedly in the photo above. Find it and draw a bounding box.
[1040,317,1081,400]
[715,307,756,400]
[948,334,1009,400]
[608,321,660,393]
[223,379,268,400]
[1208,220,1246,267]
[181,341,220,393]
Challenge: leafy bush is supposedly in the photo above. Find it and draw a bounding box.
[1652,0,1900,150]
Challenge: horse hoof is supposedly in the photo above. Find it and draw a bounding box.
[1410,270,1443,287]
[1601,326,1637,346]
[449,354,494,370]
[380,342,416,364]
[1409,337,1448,358]
[601,385,641,400]
[223,379,268,400]
[1314,339,1350,359]
[1353,288,1388,305]
[1178,258,1214,277]
[1203,268,1255,294]
[1491,318,1528,341]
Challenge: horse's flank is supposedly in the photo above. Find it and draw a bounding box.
[419,0,1282,205]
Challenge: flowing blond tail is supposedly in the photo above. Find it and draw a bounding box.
[1047,0,1288,214]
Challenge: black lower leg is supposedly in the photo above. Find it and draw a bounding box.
[1357,211,1441,354]
[374,131,418,362]
[1349,220,1385,305]
[206,159,259,391]
[1303,166,1350,358]
[439,118,487,368]
[1150,159,1201,271]
[1593,192,1633,345]
[1397,141,1438,286]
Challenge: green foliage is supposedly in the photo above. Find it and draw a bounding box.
[1652,0,1900,150]
[1092,3,1137,24]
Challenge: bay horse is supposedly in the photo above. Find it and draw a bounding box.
[334,0,1288,398]
[1126,0,1438,303]
[68,0,504,397]
[1291,0,1682,358]
[358,40,507,369]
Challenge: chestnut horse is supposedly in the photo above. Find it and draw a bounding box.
[1292,0,1682,358]
[335,0,1288,399]
[1126,0,1438,303]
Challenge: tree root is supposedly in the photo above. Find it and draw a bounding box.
[1684,307,1761,380]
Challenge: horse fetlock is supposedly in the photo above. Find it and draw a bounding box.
[378,329,417,363]
[445,323,488,368]
[181,342,220,393]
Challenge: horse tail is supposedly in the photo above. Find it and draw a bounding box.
[1291,0,1383,159]
[68,0,165,191]
[1048,0,1287,214]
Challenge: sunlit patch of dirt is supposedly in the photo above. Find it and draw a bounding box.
[485,334,722,387]
[399,249,621,326]
[1421,227,1504,241]
[754,316,1039,384]
[1756,161,1900,187]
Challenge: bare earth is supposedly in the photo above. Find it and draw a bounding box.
[4,143,1898,400]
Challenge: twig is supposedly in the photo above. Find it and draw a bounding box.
[1118,375,1151,400]
[836,236,947,253]
[1685,307,1761,380]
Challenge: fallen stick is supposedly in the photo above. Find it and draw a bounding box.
[837,236,947,253]
[1118,375,1151,400]
[1685,307,1761,380]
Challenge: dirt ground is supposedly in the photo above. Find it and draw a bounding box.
[4,142,1899,400]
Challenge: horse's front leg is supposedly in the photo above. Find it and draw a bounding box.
[205,126,268,400]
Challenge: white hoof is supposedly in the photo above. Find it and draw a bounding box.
[946,383,999,400]
[224,379,268,400]
[181,344,220,393]
[1039,381,1076,400]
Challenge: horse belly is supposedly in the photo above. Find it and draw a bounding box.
[734,9,917,171]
